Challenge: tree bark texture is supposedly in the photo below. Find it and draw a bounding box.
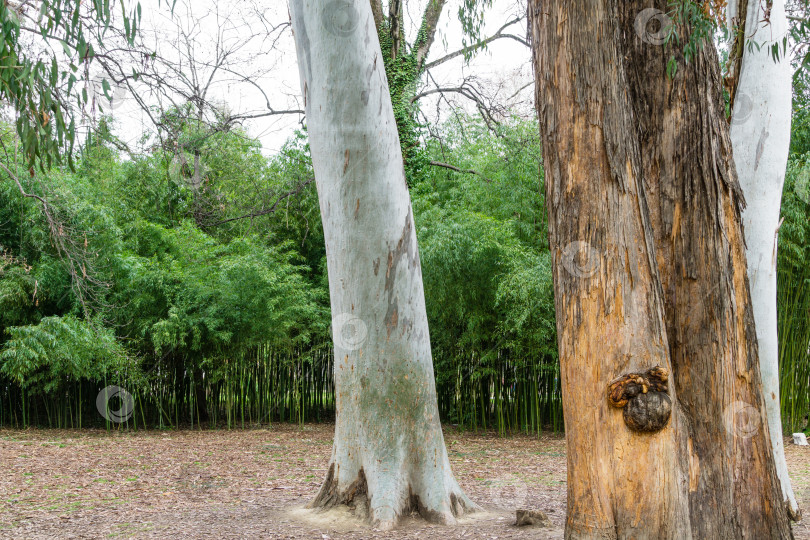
[530,1,794,538]
[288,0,473,530]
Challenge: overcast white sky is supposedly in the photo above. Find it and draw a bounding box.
[101,0,533,157]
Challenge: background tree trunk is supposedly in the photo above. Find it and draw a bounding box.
[727,0,800,520]
[288,0,473,530]
[530,1,794,537]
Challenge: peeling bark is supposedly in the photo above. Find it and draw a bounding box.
[289,0,474,530]
[530,0,794,537]
[618,1,792,535]
[530,2,690,537]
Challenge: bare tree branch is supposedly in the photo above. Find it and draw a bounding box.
[207,178,315,227]
[429,160,492,182]
[424,17,527,71]
[508,80,534,100]
[0,160,110,318]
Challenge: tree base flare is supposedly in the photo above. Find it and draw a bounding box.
[308,464,477,530]
[787,501,802,523]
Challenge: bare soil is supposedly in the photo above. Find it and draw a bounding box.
[0,424,807,539]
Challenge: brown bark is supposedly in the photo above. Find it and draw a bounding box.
[530,2,689,537]
[618,3,791,537]
[724,0,749,106]
[369,0,384,30]
[530,0,793,538]
[415,0,448,71]
[389,0,404,59]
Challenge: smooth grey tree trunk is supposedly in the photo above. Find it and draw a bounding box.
[727,0,799,520]
[288,0,474,530]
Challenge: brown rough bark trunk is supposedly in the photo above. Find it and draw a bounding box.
[530,1,794,538]
[618,3,792,537]
[530,2,690,538]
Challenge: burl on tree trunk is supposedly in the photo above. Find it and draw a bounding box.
[530,0,794,538]
[288,0,474,530]
[607,366,672,433]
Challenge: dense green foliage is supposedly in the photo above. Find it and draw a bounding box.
[0,94,807,434]
[1,0,809,433]
[414,117,559,432]
[778,158,810,433]
[0,0,146,170]
[779,39,810,433]
[0,112,564,433]
[0,118,331,428]
[0,86,808,438]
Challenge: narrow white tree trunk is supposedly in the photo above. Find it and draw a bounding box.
[728,0,799,520]
[288,0,474,530]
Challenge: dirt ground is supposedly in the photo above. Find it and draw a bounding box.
[0,424,808,539]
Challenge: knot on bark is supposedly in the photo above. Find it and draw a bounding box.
[607,366,671,433]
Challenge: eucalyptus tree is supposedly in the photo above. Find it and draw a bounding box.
[0,0,143,171]
[0,0,150,315]
[726,0,799,519]
[529,1,793,537]
[288,0,475,529]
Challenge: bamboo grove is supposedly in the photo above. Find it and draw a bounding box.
[0,115,564,434]
[0,108,806,436]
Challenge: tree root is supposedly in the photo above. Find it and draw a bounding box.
[308,463,477,530]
